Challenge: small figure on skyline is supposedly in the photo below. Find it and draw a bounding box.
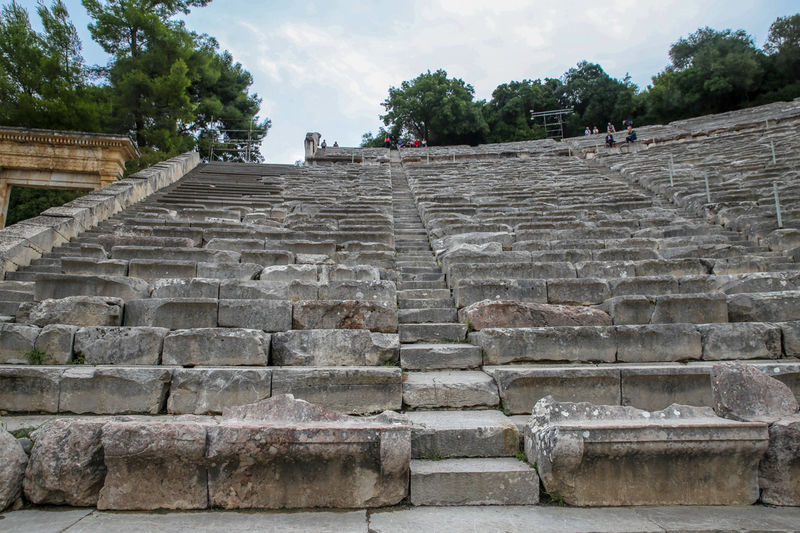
[414,139,421,147]
[384,134,391,148]
[422,138,427,147]
[592,125,599,134]
[607,122,616,133]
[321,139,327,149]
[584,126,591,136]
[333,141,339,147]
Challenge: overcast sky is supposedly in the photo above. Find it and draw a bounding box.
[20,1,800,163]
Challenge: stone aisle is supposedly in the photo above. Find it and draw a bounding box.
[391,163,538,505]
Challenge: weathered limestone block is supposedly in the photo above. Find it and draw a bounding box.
[699,323,782,360]
[620,364,713,410]
[575,261,636,279]
[217,299,292,332]
[196,262,263,280]
[728,291,800,322]
[240,250,294,266]
[759,418,800,506]
[259,264,318,282]
[73,326,168,365]
[23,296,123,327]
[219,279,288,300]
[271,329,399,366]
[651,293,728,324]
[127,259,197,281]
[783,321,800,357]
[546,278,610,305]
[0,367,62,412]
[34,273,151,301]
[23,419,106,506]
[162,328,270,366]
[408,410,519,459]
[711,362,799,422]
[167,368,272,414]
[525,396,769,506]
[402,371,500,409]
[60,257,127,277]
[205,237,264,252]
[484,365,620,414]
[98,234,195,250]
[635,258,710,277]
[34,324,77,364]
[448,262,576,288]
[0,428,27,511]
[0,323,39,363]
[271,367,402,414]
[602,295,655,325]
[318,280,396,302]
[206,394,410,509]
[324,264,381,281]
[615,324,702,363]
[609,276,678,297]
[292,300,398,333]
[98,421,208,510]
[123,298,218,329]
[459,300,611,330]
[470,327,616,365]
[762,228,800,251]
[432,232,513,253]
[112,245,239,263]
[151,278,219,298]
[59,367,171,414]
[454,279,547,308]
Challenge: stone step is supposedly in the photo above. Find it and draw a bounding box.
[4,271,38,281]
[398,280,445,290]
[400,323,467,343]
[407,409,519,458]
[403,370,500,409]
[400,343,482,370]
[398,289,451,299]
[399,308,458,324]
[410,458,539,506]
[0,301,21,315]
[398,298,454,309]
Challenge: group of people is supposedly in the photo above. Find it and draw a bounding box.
[319,140,339,149]
[584,119,637,147]
[384,135,427,149]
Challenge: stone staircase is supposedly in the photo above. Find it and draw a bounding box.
[1,100,799,520]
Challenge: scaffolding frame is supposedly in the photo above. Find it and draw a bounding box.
[208,118,268,163]
[530,108,573,140]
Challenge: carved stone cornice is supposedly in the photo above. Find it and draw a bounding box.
[0,126,139,160]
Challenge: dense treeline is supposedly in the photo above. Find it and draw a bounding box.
[0,0,268,225]
[363,15,800,147]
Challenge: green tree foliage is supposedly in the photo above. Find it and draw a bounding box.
[759,14,800,103]
[482,79,562,142]
[380,69,488,146]
[5,187,85,226]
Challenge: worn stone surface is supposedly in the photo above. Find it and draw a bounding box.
[0,428,27,511]
[123,298,218,329]
[167,368,272,415]
[459,299,611,330]
[292,300,398,333]
[525,396,769,506]
[728,291,800,322]
[615,324,701,363]
[24,296,123,327]
[59,367,171,414]
[73,326,168,365]
[318,280,396,302]
[271,329,399,366]
[23,419,106,506]
[650,293,728,324]
[162,328,270,366]
[471,327,616,365]
[34,324,77,364]
[151,278,219,298]
[0,367,63,412]
[217,299,292,332]
[408,410,519,459]
[783,321,800,357]
[98,421,208,510]
[0,323,38,364]
[759,417,800,506]
[206,394,410,509]
[34,274,151,301]
[402,371,500,409]
[699,322,782,360]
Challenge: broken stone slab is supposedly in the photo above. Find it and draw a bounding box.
[759,418,800,506]
[0,323,39,364]
[23,419,106,506]
[699,323,782,361]
[34,324,77,364]
[271,367,402,414]
[206,394,409,509]
[217,299,292,332]
[292,300,398,333]
[525,396,769,506]
[271,329,399,366]
[484,365,621,414]
[0,367,63,413]
[0,428,27,512]
[167,368,272,415]
[34,273,152,301]
[459,299,611,330]
[73,326,168,365]
[239,250,294,266]
[162,328,270,366]
[470,326,616,365]
[22,296,123,327]
[711,362,799,422]
[98,421,208,510]
[123,298,218,329]
[58,367,172,414]
[620,364,714,410]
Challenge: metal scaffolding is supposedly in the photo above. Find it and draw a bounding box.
[207,119,268,163]
[530,108,573,140]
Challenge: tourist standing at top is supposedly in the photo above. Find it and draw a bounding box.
[584,126,591,136]
[422,138,427,147]
[607,122,616,133]
[321,139,327,149]
[592,125,599,134]
[384,134,391,148]
[333,141,339,147]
